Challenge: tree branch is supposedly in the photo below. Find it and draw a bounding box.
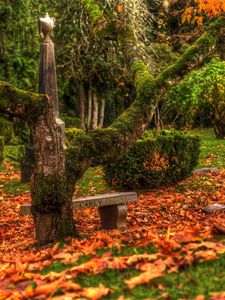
[0,81,47,120]
[66,15,225,175]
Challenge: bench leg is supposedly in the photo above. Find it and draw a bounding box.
[98,204,127,230]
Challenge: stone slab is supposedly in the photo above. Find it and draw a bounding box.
[99,204,127,230]
[20,192,137,215]
[193,168,220,175]
[72,192,137,209]
[203,203,225,214]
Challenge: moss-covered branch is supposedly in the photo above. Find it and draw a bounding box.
[66,16,225,175]
[0,81,46,120]
[156,16,225,86]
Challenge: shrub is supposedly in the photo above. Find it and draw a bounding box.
[104,130,200,190]
[61,115,82,128]
[12,118,30,144]
[0,117,14,144]
[0,136,4,163]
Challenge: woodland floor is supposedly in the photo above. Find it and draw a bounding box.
[0,128,225,300]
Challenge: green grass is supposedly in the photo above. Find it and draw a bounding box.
[75,254,225,300]
[4,145,25,164]
[0,179,29,195]
[0,145,29,195]
[188,128,225,169]
[75,166,111,196]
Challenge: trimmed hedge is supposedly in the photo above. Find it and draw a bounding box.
[104,130,200,190]
[0,117,14,144]
[0,136,4,163]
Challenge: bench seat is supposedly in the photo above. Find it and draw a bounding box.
[20,192,137,230]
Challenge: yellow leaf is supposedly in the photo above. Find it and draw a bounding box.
[81,284,110,300]
[117,5,123,12]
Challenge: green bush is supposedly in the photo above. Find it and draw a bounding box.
[104,130,200,190]
[12,118,30,144]
[0,117,14,144]
[61,115,82,128]
[0,136,4,163]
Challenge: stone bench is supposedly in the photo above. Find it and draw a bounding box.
[20,192,138,230]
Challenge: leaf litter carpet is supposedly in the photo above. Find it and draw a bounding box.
[0,163,225,299]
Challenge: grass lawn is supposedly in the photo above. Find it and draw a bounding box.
[0,128,225,300]
[189,128,225,169]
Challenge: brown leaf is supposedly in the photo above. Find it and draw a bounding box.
[125,261,165,289]
[81,284,110,300]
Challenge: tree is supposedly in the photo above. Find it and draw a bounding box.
[163,58,225,136]
[0,1,224,245]
[53,0,155,130]
[0,0,48,90]
[182,0,225,25]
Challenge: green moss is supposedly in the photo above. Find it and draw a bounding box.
[0,81,46,119]
[31,174,69,211]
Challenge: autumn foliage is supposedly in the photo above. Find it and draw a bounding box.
[182,0,225,25]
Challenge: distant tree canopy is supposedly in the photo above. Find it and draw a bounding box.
[0,0,48,90]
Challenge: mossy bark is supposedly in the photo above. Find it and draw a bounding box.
[0,81,46,120]
[29,97,76,245]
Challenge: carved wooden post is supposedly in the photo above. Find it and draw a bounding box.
[29,14,76,245]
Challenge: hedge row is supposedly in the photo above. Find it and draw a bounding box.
[104,130,200,190]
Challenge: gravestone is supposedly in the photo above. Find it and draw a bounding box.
[203,203,225,214]
[192,168,220,175]
[38,13,65,145]
[21,13,66,183]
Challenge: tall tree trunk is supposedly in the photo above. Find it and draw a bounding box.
[87,85,92,130]
[79,85,86,130]
[98,92,105,129]
[92,90,98,129]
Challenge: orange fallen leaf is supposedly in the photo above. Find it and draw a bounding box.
[81,284,110,300]
[33,279,62,296]
[125,261,165,289]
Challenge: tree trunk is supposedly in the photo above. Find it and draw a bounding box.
[29,106,76,245]
[79,85,86,130]
[92,90,98,129]
[98,92,105,128]
[87,86,92,130]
